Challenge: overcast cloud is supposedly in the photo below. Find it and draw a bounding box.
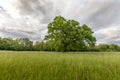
[0,0,120,44]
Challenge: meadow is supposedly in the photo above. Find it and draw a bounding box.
[0,51,120,80]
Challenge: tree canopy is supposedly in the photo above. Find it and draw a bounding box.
[44,16,96,52]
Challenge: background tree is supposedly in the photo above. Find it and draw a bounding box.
[95,44,120,52]
[16,38,33,51]
[44,16,96,52]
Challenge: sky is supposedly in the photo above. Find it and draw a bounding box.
[0,0,120,44]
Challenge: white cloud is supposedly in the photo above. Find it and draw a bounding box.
[95,26,120,44]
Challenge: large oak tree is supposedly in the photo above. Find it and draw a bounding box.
[44,16,96,52]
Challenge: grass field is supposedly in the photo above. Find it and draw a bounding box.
[0,51,120,80]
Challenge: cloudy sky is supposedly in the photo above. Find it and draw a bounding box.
[0,0,120,44]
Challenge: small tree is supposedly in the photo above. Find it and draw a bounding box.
[44,16,96,52]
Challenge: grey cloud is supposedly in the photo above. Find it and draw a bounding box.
[0,6,47,41]
[0,0,120,45]
[83,1,120,30]
[16,0,58,23]
[95,26,120,44]
[0,28,46,41]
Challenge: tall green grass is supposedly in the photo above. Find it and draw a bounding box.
[0,51,120,80]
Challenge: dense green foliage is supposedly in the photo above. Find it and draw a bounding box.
[0,37,120,52]
[95,44,120,52]
[0,37,33,51]
[44,16,96,51]
[0,51,120,80]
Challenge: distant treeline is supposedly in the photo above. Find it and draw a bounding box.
[0,37,120,52]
